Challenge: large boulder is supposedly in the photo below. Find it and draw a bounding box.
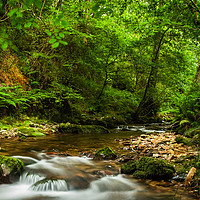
[0,155,24,184]
[94,147,117,160]
[121,156,175,180]
[58,124,109,134]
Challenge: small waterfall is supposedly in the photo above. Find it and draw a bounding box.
[30,178,69,191]
[19,172,44,185]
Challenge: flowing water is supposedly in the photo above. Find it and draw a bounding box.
[0,123,197,200]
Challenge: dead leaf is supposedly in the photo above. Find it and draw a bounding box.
[185,167,196,186]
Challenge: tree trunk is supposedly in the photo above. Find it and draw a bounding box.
[134,28,169,121]
[195,64,200,83]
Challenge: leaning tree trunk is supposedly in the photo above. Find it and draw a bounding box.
[134,28,169,121]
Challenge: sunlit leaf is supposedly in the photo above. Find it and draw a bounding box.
[49,38,57,44]
[59,33,65,38]
[24,22,32,28]
[52,42,59,48]
[1,42,8,50]
[7,9,16,17]
[45,29,52,36]
[59,41,68,45]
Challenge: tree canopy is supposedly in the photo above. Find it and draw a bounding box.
[0,0,199,127]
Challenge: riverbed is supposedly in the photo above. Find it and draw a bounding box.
[0,124,198,200]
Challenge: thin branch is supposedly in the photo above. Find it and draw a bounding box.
[39,0,46,18]
[0,16,9,22]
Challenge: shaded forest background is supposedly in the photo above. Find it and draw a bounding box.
[0,0,199,130]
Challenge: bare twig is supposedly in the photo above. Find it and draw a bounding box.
[39,0,46,18]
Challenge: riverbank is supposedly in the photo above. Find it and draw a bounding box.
[0,117,200,198]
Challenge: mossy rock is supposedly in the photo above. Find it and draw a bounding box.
[121,156,175,180]
[17,127,45,137]
[121,160,137,174]
[58,124,109,134]
[94,147,117,160]
[0,155,24,184]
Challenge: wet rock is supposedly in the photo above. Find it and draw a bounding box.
[121,156,175,180]
[0,155,24,184]
[172,174,187,182]
[58,124,109,134]
[94,147,117,160]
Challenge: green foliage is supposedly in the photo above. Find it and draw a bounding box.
[0,0,199,124]
[164,83,200,128]
[97,87,138,115]
[175,136,192,146]
[0,85,29,115]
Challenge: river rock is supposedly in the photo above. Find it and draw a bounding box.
[0,155,24,184]
[121,156,175,180]
[58,124,109,134]
[94,147,117,160]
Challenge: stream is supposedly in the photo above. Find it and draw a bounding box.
[0,123,197,200]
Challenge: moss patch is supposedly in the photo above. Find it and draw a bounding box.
[121,156,175,180]
[94,147,117,160]
[58,124,109,134]
[0,155,24,183]
[17,127,45,137]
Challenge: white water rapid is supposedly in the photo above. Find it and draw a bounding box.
[0,153,144,200]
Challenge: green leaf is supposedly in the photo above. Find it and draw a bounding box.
[59,41,68,45]
[59,32,65,38]
[52,42,59,48]
[4,99,16,107]
[45,29,52,36]
[1,42,8,50]
[8,9,16,17]
[49,38,57,44]
[24,22,32,28]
